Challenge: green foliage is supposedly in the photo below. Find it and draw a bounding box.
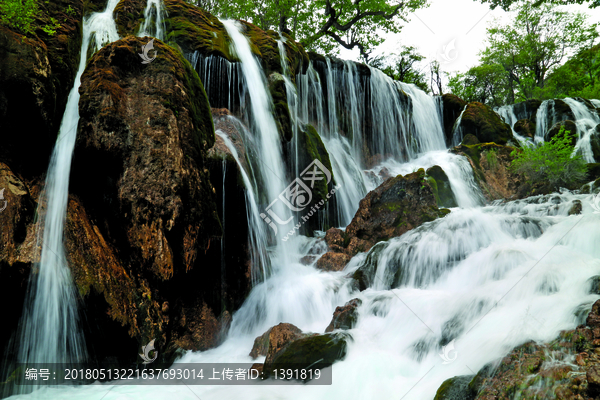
[510,127,588,189]
[42,16,60,36]
[448,1,599,106]
[447,63,508,107]
[479,0,599,11]
[204,0,427,61]
[65,5,75,16]
[370,46,429,92]
[0,0,38,34]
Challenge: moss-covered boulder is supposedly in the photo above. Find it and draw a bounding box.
[441,94,467,144]
[426,165,458,208]
[456,102,513,145]
[433,375,475,400]
[317,169,450,271]
[461,134,480,146]
[71,36,233,360]
[268,73,293,142]
[512,99,542,122]
[0,0,84,177]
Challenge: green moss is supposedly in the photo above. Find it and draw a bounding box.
[299,124,335,203]
[426,165,458,208]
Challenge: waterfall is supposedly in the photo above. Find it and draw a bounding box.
[15,0,120,370]
[534,99,556,142]
[138,0,166,40]
[450,105,467,146]
[563,98,600,163]
[496,104,531,145]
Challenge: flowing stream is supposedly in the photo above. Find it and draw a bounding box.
[8,15,600,400]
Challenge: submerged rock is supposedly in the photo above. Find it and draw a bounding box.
[433,375,475,400]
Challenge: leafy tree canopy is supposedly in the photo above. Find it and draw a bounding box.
[198,0,428,61]
[448,1,598,105]
[370,46,429,92]
[479,0,599,11]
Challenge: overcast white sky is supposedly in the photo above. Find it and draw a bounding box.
[339,0,600,77]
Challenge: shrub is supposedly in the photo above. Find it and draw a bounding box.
[510,127,588,189]
[0,0,38,34]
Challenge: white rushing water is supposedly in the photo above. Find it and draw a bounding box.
[496,105,531,146]
[10,16,600,400]
[563,98,600,163]
[138,0,166,40]
[16,0,120,369]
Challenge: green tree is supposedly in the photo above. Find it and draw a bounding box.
[205,0,428,61]
[370,46,429,92]
[479,0,599,11]
[510,127,588,189]
[480,1,598,103]
[447,63,508,107]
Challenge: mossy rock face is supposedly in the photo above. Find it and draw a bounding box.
[591,124,600,161]
[113,0,146,37]
[0,0,84,177]
[587,163,600,181]
[461,133,480,146]
[426,165,458,208]
[457,102,513,145]
[84,0,108,15]
[552,99,575,122]
[547,120,578,145]
[433,375,475,400]
[267,332,350,374]
[442,94,467,144]
[73,36,229,360]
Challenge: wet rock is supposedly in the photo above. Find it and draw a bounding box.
[588,276,600,295]
[512,99,543,122]
[325,298,362,332]
[262,323,306,365]
[266,332,350,375]
[316,170,449,270]
[71,36,232,359]
[316,252,351,272]
[433,375,475,400]
[514,118,536,138]
[441,94,467,145]
[587,300,600,331]
[456,102,513,145]
[569,200,583,215]
[250,328,273,359]
[426,165,458,208]
[590,124,600,161]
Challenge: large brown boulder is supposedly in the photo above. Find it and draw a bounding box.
[69,36,234,359]
[456,102,513,145]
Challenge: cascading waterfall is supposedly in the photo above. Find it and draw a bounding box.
[13,14,600,400]
[563,98,600,163]
[138,0,166,40]
[534,99,556,142]
[450,104,467,146]
[496,104,530,145]
[15,0,120,371]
